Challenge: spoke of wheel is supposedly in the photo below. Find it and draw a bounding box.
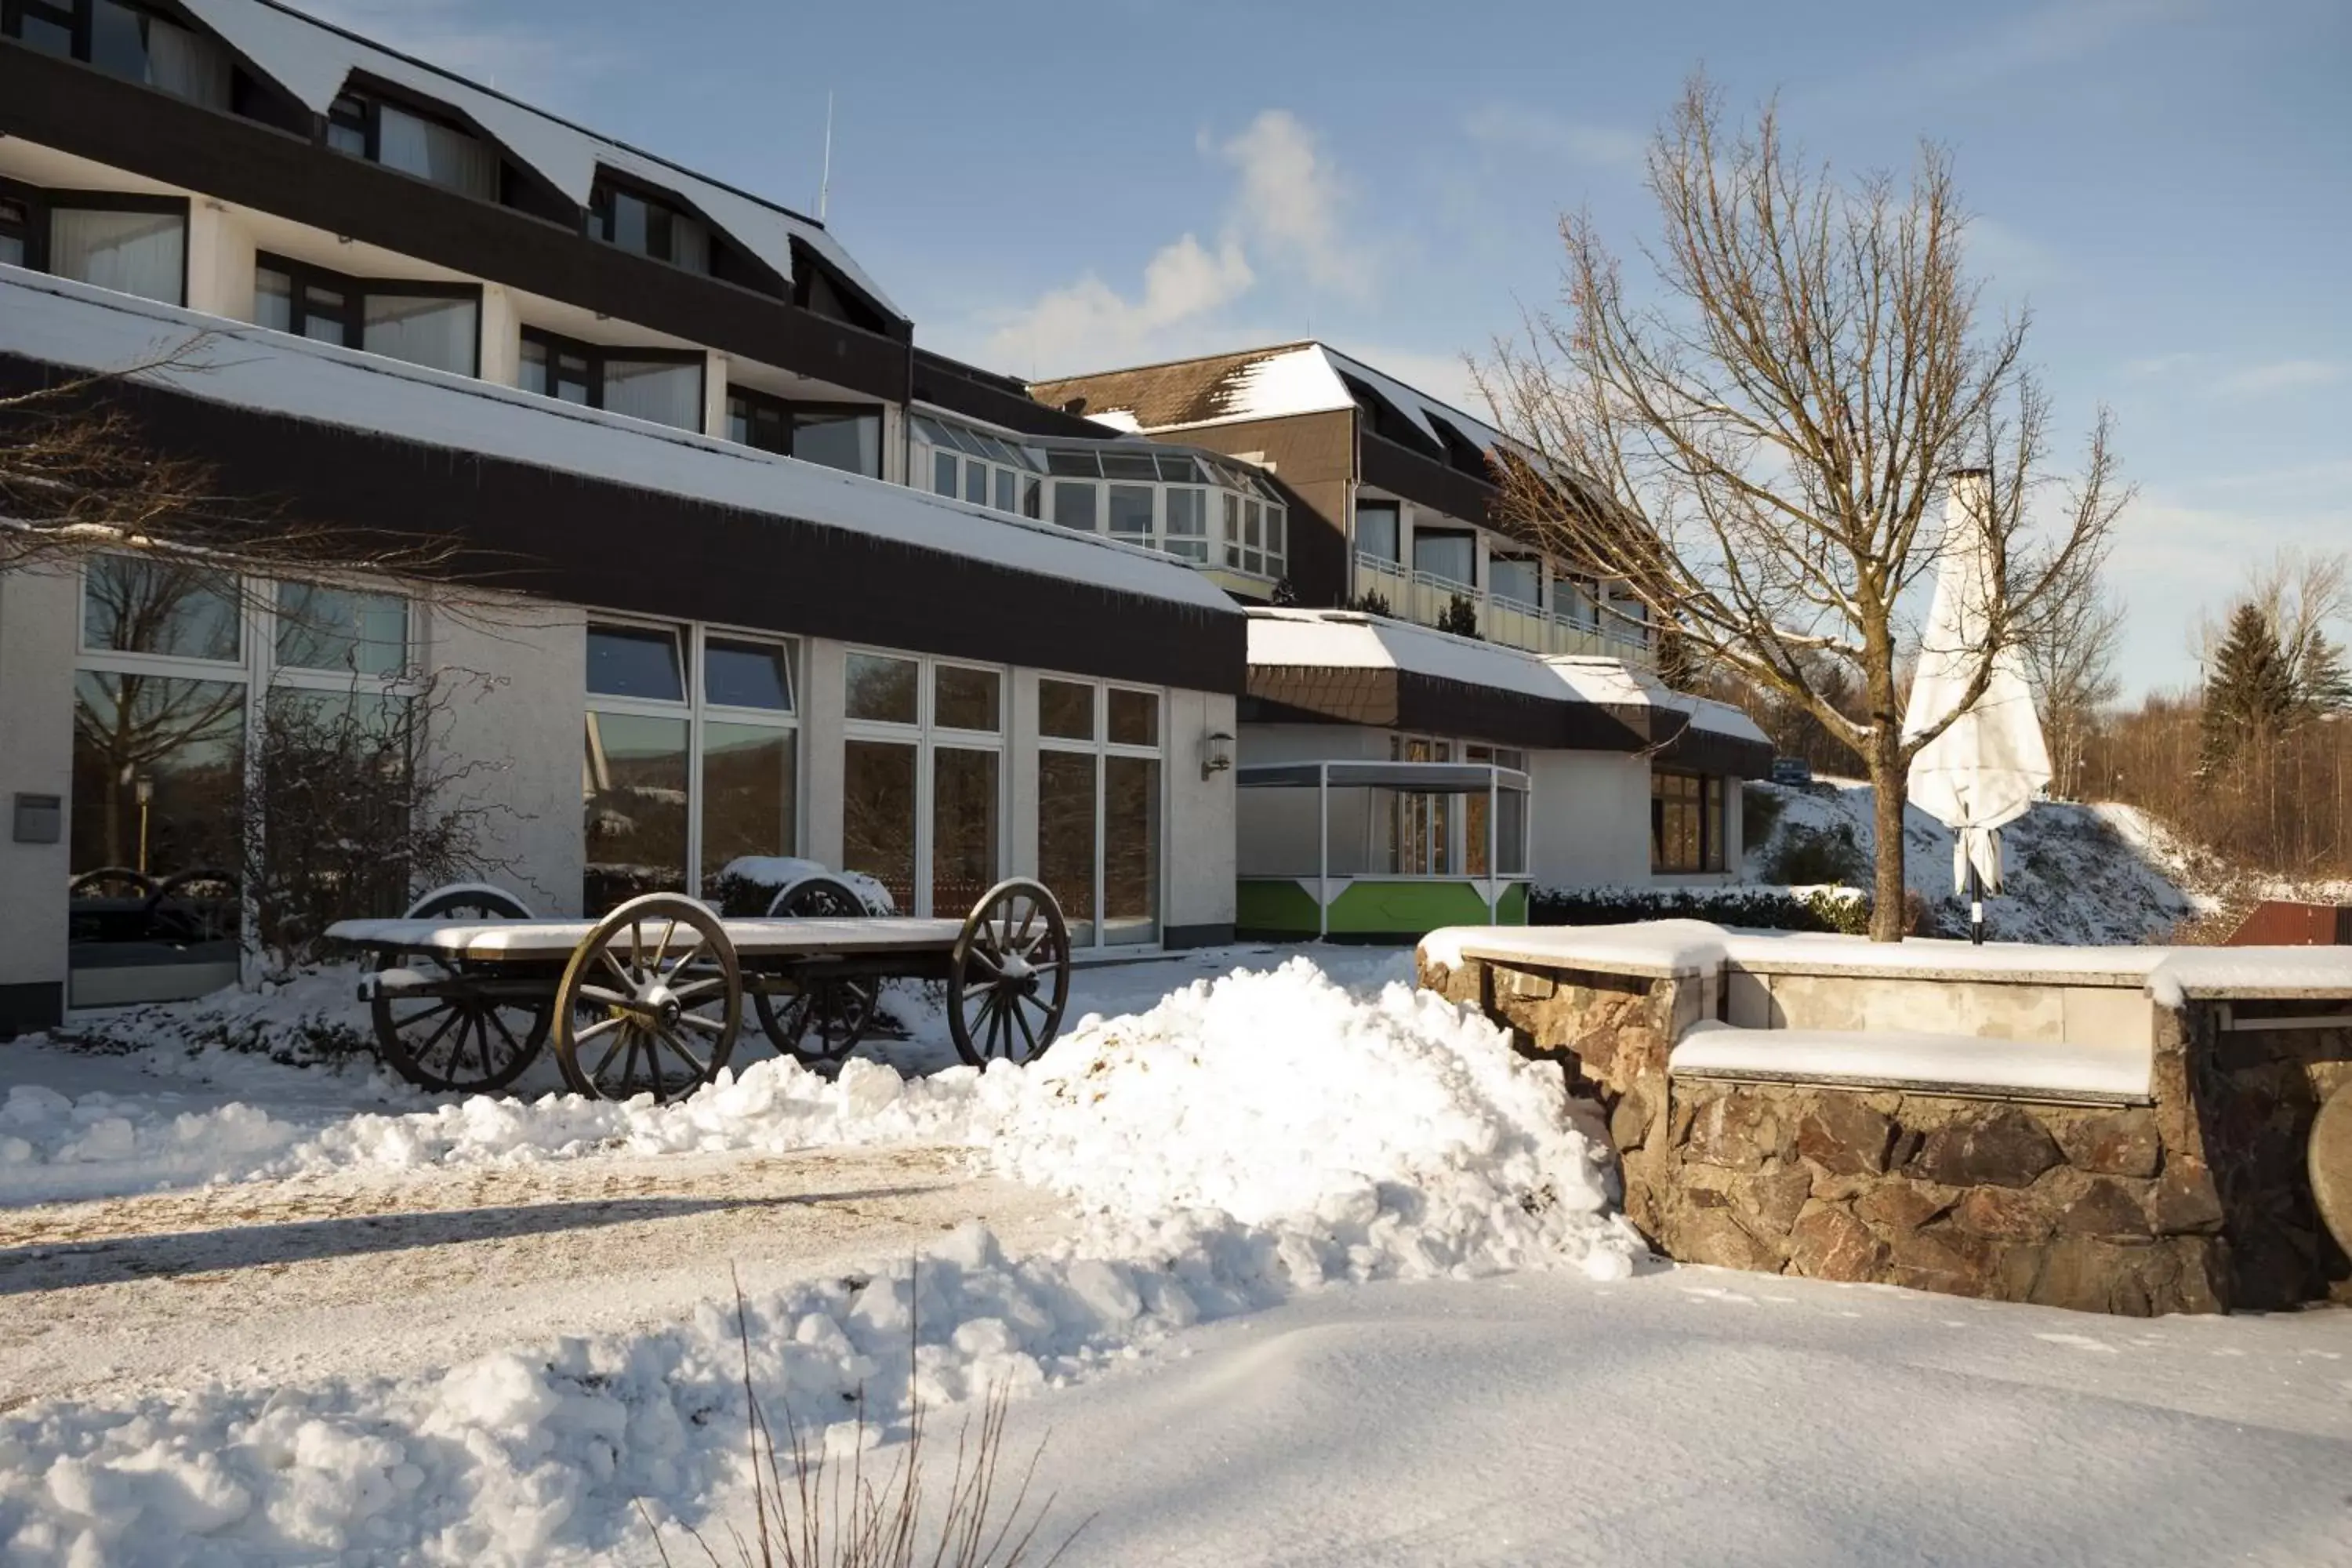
[670,975,725,1000]
[1009,992,1040,1058]
[485,1007,524,1062]
[659,1028,709,1080]
[1014,898,1037,946]
[413,1004,463,1061]
[394,1000,452,1032]
[590,1027,627,1082]
[663,933,704,980]
[575,1014,626,1044]
[628,921,645,980]
[677,1010,727,1035]
[967,949,1001,981]
[983,993,1008,1059]
[652,917,678,973]
[579,983,633,1009]
[599,949,636,993]
[644,1033,670,1099]
[617,1032,643,1095]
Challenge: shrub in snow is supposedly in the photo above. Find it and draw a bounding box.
[703,857,895,918]
[1531,884,1871,935]
[56,964,379,1069]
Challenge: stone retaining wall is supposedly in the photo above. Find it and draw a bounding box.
[1425,952,2352,1316]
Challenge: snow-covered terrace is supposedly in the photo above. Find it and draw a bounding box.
[0,270,1236,613]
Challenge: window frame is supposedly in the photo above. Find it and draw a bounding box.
[587,171,713,275]
[13,183,190,304]
[1035,675,1165,950]
[840,647,1009,919]
[253,250,483,375]
[518,327,707,430]
[318,78,501,201]
[582,616,804,906]
[1650,767,1726,875]
[5,0,226,105]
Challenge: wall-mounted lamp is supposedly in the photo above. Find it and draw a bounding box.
[1201,730,1235,781]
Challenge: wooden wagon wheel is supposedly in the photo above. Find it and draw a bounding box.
[946,878,1071,1068]
[2312,1081,2352,1258]
[70,866,154,900]
[372,883,546,1094]
[144,867,240,944]
[752,875,880,1069]
[554,893,740,1102]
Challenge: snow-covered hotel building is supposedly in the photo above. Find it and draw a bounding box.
[0,0,1763,1031]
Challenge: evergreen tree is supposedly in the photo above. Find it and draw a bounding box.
[2295,630,2352,716]
[2198,602,2298,778]
[1436,592,1482,639]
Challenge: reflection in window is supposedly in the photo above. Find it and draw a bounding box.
[791,408,881,477]
[325,92,499,200]
[1108,688,1157,748]
[1163,488,1207,561]
[1490,557,1541,609]
[931,746,999,917]
[704,638,792,710]
[1651,768,1722,873]
[83,557,240,662]
[1414,529,1476,589]
[845,653,918,724]
[1052,481,1098,532]
[933,666,1000,732]
[2,194,30,267]
[71,670,245,881]
[363,293,478,376]
[50,206,184,305]
[1038,750,1097,946]
[603,358,703,431]
[699,721,795,888]
[275,583,408,677]
[586,623,685,702]
[582,710,688,913]
[1107,485,1153,539]
[593,183,710,273]
[843,739,916,913]
[1103,755,1159,946]
[1038,679,1094,741]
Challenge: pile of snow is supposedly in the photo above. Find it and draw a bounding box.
[0,959,1641,1564]
[58,964,379,1069]
[1745,780,2205,944]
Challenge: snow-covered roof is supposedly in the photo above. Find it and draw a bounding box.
[1034,341,1509,452]
[1247,612,1770,746]
[0,270,1232,613]
[173,0,899,320]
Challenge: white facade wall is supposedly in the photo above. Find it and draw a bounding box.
[1526,750,1653,888]
[426,597,588,916]
[1165,689,1237,936]
[0,564,78,1026]
[184,200,257,320]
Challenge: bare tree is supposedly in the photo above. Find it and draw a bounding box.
[2019,542,2124,800]
[1477,76,2129,939]
[2,338,454,583]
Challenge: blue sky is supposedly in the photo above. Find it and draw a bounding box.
[308,0,2350,697]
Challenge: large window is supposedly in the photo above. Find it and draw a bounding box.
[1,183,191,305]
[5,0,231,107]
[1652,769,1727,874]
[324,89,499,201]
[1414,529,1476,590]
[1036,677,1162,948]
[840,652,1004,918]
[591,180,710,274]
[1356,500,1401,564]
[913,416,1279,572]
[69,557,416,1004]
[581,622,799,912]
[253,253,480,376]
[1490,557,1541,609]
[521,329,704,432]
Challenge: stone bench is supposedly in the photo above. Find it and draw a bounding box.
[1419,922,2352,1316]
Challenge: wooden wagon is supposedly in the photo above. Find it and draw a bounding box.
[326,875,1071,1100]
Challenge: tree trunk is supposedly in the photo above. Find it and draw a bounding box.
[1868,727,1910,942]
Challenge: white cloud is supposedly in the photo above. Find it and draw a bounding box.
[2217,359,2345,397]
[971,109,1382,376]
[980,234,1254,378]
[1461,104,1646,169]
[1215,110,1372,302]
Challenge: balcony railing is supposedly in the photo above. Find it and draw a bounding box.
[1352,553,1654,667]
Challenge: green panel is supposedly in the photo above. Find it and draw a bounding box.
[1328,880,1526,937]
[1497,882,1529,924]
[1236,878,1324,937]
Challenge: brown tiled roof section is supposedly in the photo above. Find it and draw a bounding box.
[1034,347,1311,430]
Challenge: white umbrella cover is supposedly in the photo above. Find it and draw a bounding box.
[1902,471,2053,910]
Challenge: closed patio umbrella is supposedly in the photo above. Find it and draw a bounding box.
[1902,470,2053,944]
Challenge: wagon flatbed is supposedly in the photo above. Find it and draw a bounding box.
[325,876,1070,1102]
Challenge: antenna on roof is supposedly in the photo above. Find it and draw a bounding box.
[817,92,834,223]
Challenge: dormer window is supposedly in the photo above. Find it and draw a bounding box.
[322,89,499,201]
[590,182,710,274]
[5,0,231,108]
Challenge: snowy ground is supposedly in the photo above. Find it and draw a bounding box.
[1744,780,2209,944]
[4,942,2347,1565]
